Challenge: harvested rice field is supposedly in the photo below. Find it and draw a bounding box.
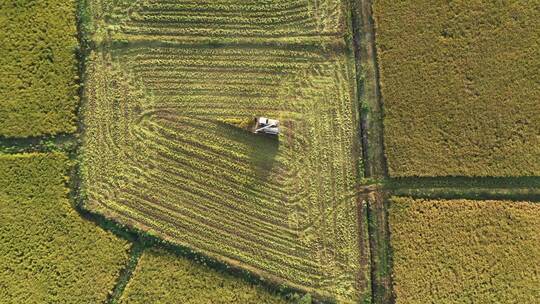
[92,0,347,44]
[81,0,370,302]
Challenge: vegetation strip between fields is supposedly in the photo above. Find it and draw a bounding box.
[0,135,76,154]
[365,189,394,304]
[349,0,387,180]
[386,177,540,202]
[390,188,540,203]
[106,243,145,304]
[349,0,394,302]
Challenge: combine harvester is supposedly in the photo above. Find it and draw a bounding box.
[252,117,279,135]
[218,116,280,136]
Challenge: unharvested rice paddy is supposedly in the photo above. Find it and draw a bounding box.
[0,0,78,137]
[82,0,369,302]
[0,153,130,303]
[373,1,540,177]
[389,197,540,303]
[120,248,289,304]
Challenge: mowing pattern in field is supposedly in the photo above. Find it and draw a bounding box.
[95,0,345,43]
[83,1,368,302]
[389,197,540,303]
[0,153,130,303]
[373,1,540,176]
[0,0,78,137]
[119,248,289,303]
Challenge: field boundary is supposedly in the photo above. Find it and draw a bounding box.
[0,134,76,154]
[389,188,540,202]
[106,242,145,304]
[386,176,540,202]
[359,187,394,304]
[349,0,387,179]
[386,176,540,188]
[349,0,394,302]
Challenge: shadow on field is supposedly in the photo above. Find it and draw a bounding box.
[217,122,279,183]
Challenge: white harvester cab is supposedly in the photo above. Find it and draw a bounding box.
[253,117,279,135]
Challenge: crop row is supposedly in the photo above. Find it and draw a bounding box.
[373,1,540,176]
[82,43,367,302]
[98,0,345,42]
[389,197,540,303]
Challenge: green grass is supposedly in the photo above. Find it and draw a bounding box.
[0,0,79,137]
[119,248,290,304]
[389,197,540,303]
[0,153,130,303]
[373,0,540,177]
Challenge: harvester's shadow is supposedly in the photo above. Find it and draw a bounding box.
[217,122,279,184]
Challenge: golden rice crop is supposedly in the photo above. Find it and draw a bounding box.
[0,153,130,303]
[373,1,540,177]
[119,248,289,304]
[0,0,78,137]
[389,197,540,303]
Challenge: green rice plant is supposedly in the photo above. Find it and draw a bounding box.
[0,0,79,137]
[0,153,130,303]
[389,197,540,303]
[119,248,290,304]
[373,1,540,177]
